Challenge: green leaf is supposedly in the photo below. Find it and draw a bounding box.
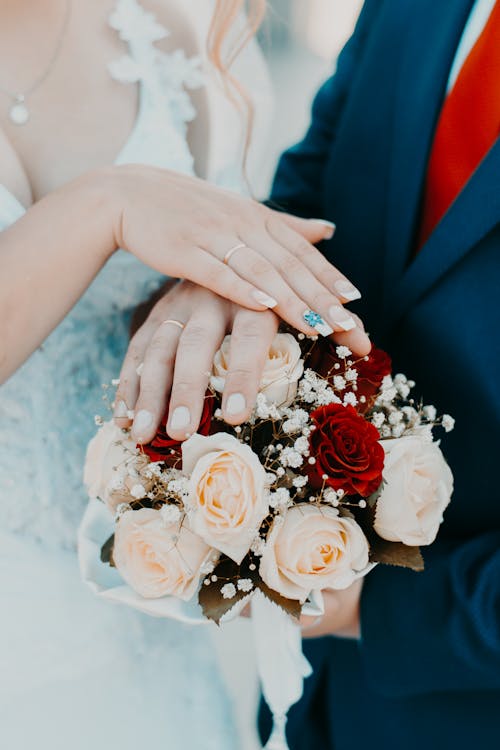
[369,536,424,571]
[256,581,302,621]
[100,534,115,567]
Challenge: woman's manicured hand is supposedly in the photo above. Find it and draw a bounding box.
[114,280,370,443]
[107,165,371,344]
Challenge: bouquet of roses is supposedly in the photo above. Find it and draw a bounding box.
[79,331,454,750]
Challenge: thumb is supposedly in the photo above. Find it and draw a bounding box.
[273,211,336,244]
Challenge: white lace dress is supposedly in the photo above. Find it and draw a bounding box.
[0,2,271,747]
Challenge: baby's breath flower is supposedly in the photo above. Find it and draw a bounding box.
[130,483,147,499]
[423,405,437,421]
[333,375,346,391]
[336,345,352,358]
[292,475,308,489]
[251,536,266,556]
[343,392,358,407]
[442,414,455,432]
[372,412,386,428]
[237,579,253,593]
[221,583,236,599]
[344,368,358,382]
[160,504,182,525]
[279,447,303,468]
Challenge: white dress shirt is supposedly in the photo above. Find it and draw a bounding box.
[447,0,497,90]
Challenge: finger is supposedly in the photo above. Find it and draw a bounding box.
[208,238,324,336]
[167,305,227,440]
[185,247,279,312]
[241,228,361,337]
[332,312,372,357]
[265,216,363,303]
[131,319,185,443]
[221,308,279,424]
[268,209,336,244]
[114,323,157,428]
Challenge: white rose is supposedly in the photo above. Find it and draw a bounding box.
[113,508,213,601]
[83,420,137,512]
[182,433,269,564]
[211,333,304,408]
[375,436,454,546]
[260,504,369,602]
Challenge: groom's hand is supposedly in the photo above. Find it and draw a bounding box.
[300,580,363,640]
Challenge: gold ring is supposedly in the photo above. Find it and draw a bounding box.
[223,242,246,265]
[162,319,185,330]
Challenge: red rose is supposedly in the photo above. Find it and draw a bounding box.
[141,394,215,464]
[307,403,384,497]
[355,347,392,412]
[306,341,392,414]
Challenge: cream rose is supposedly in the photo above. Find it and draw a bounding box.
[83,420,137,512]
[211,333,304,408]
[260,505,370,602]
[113,508,213,600]
[375,436,454,546]
[182,433,269,564]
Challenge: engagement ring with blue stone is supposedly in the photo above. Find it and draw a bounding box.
[303,309,333,337]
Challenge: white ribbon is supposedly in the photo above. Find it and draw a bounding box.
[78,500,324,749]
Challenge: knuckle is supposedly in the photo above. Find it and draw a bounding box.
[249,257,272,278]
[181,323,209,349]
[313,290,337,311]
[170,380,198,398]
[282,255,304,276]
[290,235,314,257]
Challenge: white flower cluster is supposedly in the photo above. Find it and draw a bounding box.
[297,369,341,407]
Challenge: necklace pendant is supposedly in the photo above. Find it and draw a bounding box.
[9,97,29,125]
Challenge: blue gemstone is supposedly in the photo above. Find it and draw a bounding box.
[303,310,323,327]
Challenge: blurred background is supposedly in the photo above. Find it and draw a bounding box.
[212,3,363,749]
[255,0,363,196]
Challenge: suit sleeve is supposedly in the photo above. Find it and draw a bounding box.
[360,528,500,695]
[269,0,381,218]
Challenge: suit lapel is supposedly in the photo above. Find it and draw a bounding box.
[391,137,500,319]
[383,0,475,300]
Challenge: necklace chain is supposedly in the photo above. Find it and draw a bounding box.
[0,0,72,123]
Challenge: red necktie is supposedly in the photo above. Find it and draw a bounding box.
[418,0,500,248]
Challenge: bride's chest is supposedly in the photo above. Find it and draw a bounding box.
[0,0,208,206]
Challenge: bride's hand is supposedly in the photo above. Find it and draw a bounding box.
[113,281,370,444]
[106,165,364,337]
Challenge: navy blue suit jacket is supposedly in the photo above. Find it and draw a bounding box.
[260,1,500,747]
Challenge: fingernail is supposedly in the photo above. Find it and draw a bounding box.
[132,409,153,439]
[334,279,361,301]
[252,289,278,308]
[226,393,246,415]
[170,406,191,430]
[311,219,336,240]
[303,309,334,337]
[114,399,128,418]
[328,306,356,331]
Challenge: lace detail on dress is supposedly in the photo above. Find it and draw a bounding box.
[0,0,210,550]
[108,0,204,126]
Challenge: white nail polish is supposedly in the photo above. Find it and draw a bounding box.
[133,409,153,437]
[226,393,246,415]
[311,219,336,239]
[114,399,128,418]
[170,406,191,430]
[334,279,362,301]
[329,306,357,331]
[252,290,278,308]
[314,320,334,337]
